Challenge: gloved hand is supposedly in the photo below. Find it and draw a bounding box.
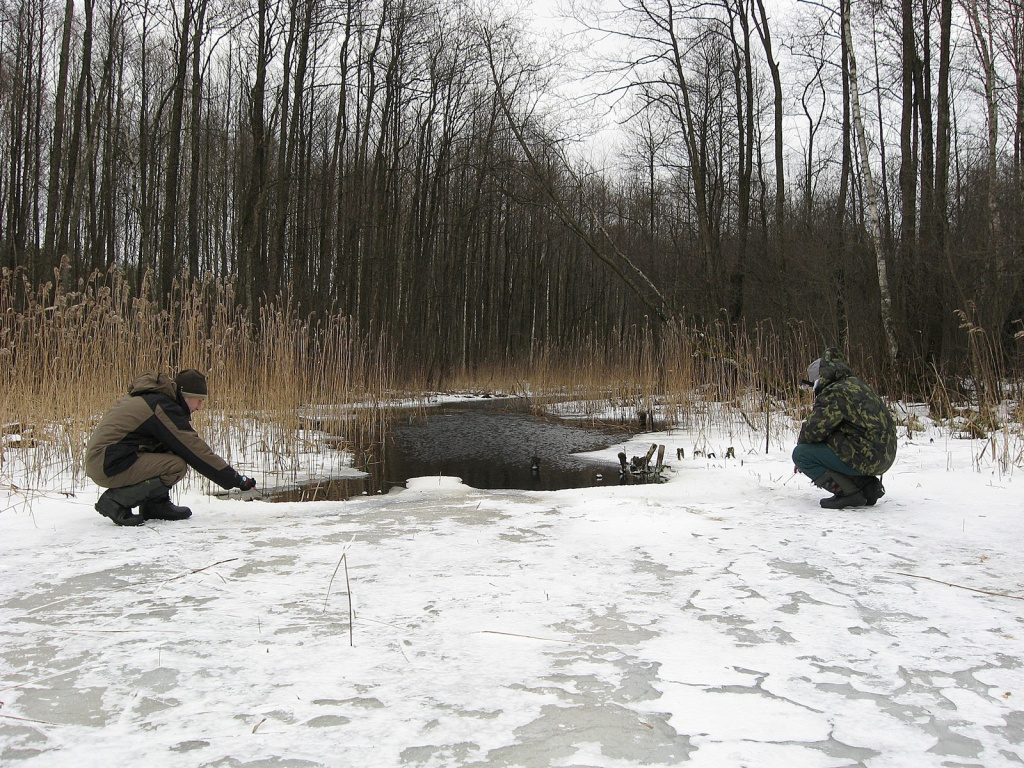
[238,475,256,491]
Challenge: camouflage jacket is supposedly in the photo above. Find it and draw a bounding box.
[798,348,897,475]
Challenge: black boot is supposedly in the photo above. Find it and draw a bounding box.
[857,476,886,506]
[813,470,868,509]
[140,490,192,521]
[95,478,167,526]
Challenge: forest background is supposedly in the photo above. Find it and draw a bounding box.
[2,0,1024,484]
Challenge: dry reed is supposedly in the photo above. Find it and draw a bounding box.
[0,264,393,500]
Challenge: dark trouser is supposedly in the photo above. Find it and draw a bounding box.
[90,453,188,489]
[792,443,863,482]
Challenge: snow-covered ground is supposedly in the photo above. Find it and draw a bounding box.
[1,411,1022,767]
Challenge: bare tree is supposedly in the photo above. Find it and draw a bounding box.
[237,0,274,309]
[963,0,1000,238]
[159,0,194,301]
[42,0,75,266]
[185,0,211,278]
[843,0,899,361]
[481,17,672,322]
[752,0,784,258]
[723,0,755,321]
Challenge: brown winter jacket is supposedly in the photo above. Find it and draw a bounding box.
[85,372,245,489]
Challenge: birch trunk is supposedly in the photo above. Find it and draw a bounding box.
[842,0,899,362]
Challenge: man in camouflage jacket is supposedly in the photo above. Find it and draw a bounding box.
[793,348,897,509]
[85,369,256,526]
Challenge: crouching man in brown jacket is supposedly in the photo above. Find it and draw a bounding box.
[85,369,256,526]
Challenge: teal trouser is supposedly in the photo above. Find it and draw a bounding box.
[792,443,863,482]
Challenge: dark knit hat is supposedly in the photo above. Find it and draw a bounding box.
[175,369,208,399]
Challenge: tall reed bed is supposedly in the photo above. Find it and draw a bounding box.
[436,314,1022,469]
[0,265,394,496]
[440,317,826,451]
[2,264,1020,503]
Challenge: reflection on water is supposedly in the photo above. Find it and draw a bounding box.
[269,398,651,502]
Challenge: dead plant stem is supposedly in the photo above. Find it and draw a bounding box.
[888,571,1024,601]
[324,552,355,647]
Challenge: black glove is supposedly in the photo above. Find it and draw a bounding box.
[238,475,256,491]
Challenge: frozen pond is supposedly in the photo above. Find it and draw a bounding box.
[2,422,1022,767]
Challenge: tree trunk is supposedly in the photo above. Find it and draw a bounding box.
[159,0,194,303]
[43,0,75,264]
[726,0,753,322]
[484,27,671,322]
[843,0,899,362]
[186,0,210,278]
[271,0,315,298]
[57,0,95,270]
[239,0,270,310]
[898,0,918,288]
[965,0,1000,241]
[753,0,785,296]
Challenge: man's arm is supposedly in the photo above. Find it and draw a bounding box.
[145,399,246,489]
[798,392,846,445]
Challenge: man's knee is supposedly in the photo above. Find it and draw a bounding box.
[792,443,812,469]
[793,443,828,480]
[161,469,187,486]
[129,453,188,487]
[154,456,188,487]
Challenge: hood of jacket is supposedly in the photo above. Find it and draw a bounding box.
[128,372,179,401]
[815,347,855,391]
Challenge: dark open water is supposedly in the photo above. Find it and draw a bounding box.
[268,398,646,501]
